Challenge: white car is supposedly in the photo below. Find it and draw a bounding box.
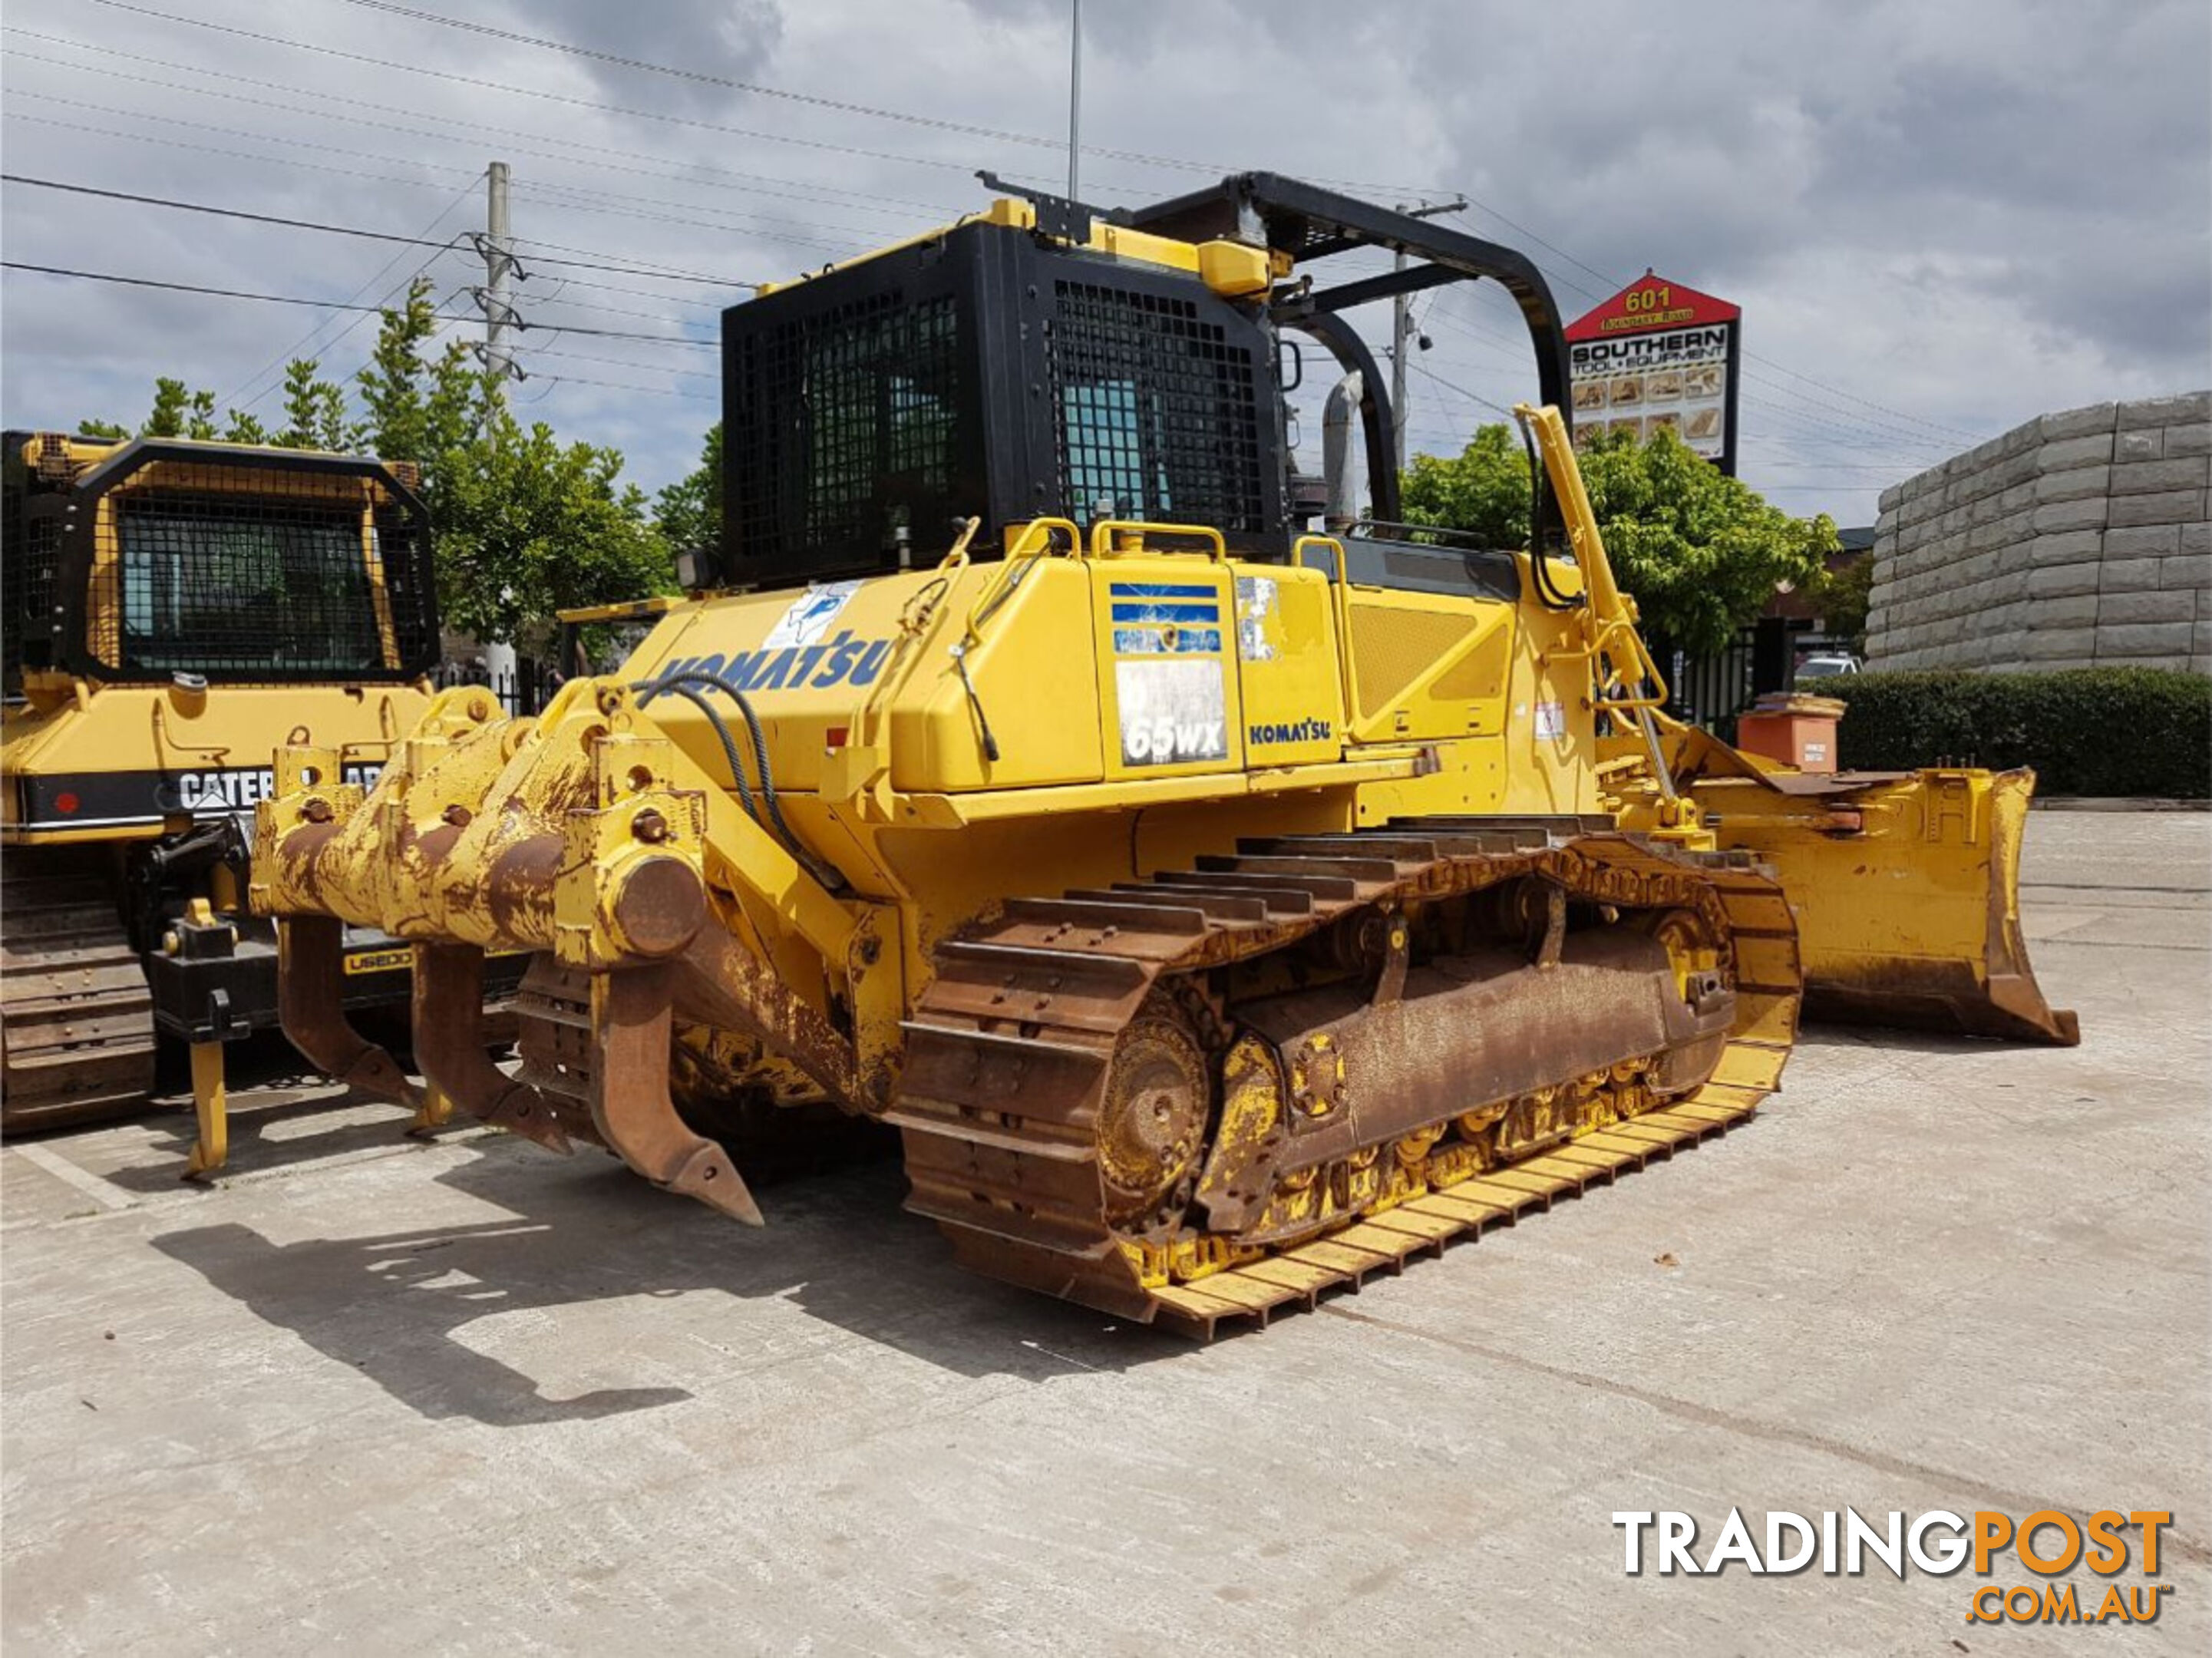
[1795,652,1861,681]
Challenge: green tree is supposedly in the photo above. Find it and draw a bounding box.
[74,279,674,643]
[1401,423,1837,657]
[654,421,722,554]
[1401,423,1533,550]
[1808,552,1872,652]
[435,408,672,642]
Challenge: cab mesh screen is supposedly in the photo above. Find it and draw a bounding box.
[2,471,62,689]
[1048,280,1266,530]
[727,292,962,568]
[84,463,437,681]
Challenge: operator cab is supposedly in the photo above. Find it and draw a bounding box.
[2,433,437,702]
[705,173,1575,606]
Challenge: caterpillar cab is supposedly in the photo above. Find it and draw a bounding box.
[1,434,464,1166]
[255,174,2069,1334]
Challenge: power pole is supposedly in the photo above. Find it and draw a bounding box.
[1390,195,1468,476]
[483,160,516,382]
[480,160,518,702]
[1067,0,1082,201]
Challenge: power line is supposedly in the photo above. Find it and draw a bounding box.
[49,2,1074,190]
[2,260,484,319]
[0,86,1981,455]
[536,372,715,401]
[328,0,1131,161]
[0,123,764,289]
[3,50,884,257]
[1745,361,1985,445]
[1,261,717,348]
[40,4,1988,444]
[65,0,1443,198]
[1442,206,1989,447]
[6,27,968,223]
[525,345,716,378]
[225,178,481,409]
[511,179,855,259]
[320,0,1442,192]
[1411,362,1519,419]
[13,32,1980,456]
[2,171,467,251]
[5,105,484,194]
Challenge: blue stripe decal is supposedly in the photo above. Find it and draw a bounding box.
[1109,582,1218,599]
[1114,626,1221,655]
[1111,602,1220,623]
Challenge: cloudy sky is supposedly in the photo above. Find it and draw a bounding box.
[3,0,2207,527]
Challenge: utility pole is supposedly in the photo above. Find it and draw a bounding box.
[483,160,516,382]
[1067,0,1082,201]
[480,160,518,703]
[1390,195,1468,475]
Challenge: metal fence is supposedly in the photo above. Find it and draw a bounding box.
[432,659,560,718]
[1649,619,1855,739]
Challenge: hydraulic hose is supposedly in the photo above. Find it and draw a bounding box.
[631,667,849,895]
[1519,418,1583,613]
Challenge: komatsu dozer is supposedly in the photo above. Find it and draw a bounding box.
[0,434,503,1169]
[254,176,2069,1333]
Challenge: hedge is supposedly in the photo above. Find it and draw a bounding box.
[1824,668,2210,798]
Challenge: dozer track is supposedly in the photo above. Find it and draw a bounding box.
[1,847,157,1134]
[890,819,1799,1338]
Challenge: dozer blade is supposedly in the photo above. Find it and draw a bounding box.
[1683,764,2078,1046]
[588,963,764,1225]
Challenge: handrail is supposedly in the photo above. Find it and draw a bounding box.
[1293,534,1362,727]
[1086,519,1227,560]
[959,517,1078,652]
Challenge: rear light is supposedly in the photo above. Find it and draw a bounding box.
[54,791,80,814]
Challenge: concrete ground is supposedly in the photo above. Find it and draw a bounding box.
[3,811,2207,1655]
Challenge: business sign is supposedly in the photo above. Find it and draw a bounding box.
[1567,272,1742,475]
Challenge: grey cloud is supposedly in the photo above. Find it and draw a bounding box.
[433,0,786,116]
[3,0,2205,527]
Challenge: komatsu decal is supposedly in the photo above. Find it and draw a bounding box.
[659,629,893,693]
[1247,717,1332,746]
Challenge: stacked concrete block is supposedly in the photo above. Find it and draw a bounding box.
[1866,391,2210,674]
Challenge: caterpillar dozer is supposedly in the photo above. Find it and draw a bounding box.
[253,175,2070,1334]
[1,434,482,1169]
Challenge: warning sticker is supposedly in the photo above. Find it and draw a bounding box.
[1235,575,1279,662]
[763,580,863,649]
[1534,700,1567,742]
[1116,659,1228,767]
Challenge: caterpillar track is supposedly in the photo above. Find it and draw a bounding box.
[890,818,1798,1338]
[0,847,157,1134]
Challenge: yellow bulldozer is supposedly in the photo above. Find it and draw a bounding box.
[0,432,503,1169]
[251,175,2071,1335]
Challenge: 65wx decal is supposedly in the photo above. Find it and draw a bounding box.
[659,629,894,694]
